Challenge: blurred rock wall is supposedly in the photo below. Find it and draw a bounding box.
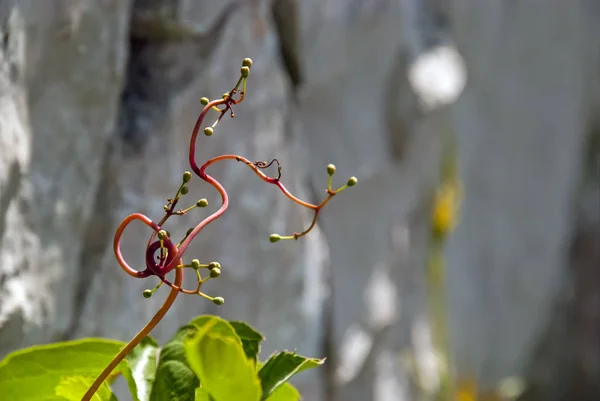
[0,1,598,400]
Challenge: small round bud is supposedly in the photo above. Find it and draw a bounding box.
[213,297,225,306]
[204,127,214,136]
[208,261,221,270]
[347,177,358,187]
[241,66,250,78]
[196,198,209,208]
[210,268,221,278]
[191,259,201,269]
[182,171,192,183]
[269,234,281,243]
[242,58,253,68]
[222,92,229,99]
[200,97,209,105]
[143,290,153,298]
[180,186,189,195]
[327,164,336,176]
[157,230,168,240]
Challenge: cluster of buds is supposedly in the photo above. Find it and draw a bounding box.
[269,163,357,243]
[112,57,357,307]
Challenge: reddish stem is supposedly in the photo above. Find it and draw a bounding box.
[83,66,345,400]
[81,260,182,401]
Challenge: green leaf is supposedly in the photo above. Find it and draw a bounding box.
[185,316,261,401]
[0,338,126,401]
[265,382,300,401]
[258,352,325,400]
[122,337,159,401]
[188,316,264,365]
[228,321,264,364]
[55,376,118,401]
[194,387,211,401]
[150,326,199,401]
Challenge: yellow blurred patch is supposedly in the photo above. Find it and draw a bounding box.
[432,180,462,237]
[455,378,478,401]
[454,376,524,401]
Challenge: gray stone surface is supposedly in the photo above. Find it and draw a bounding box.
[446,0,598,392]
[0,0,131,352]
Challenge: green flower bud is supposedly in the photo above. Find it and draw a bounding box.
[327,164,336,176]
[180,185,189,195]
[143,289,153,298]
[208,261,221,270]
[157,230,168,240]
[269,234,281,243]
[347,176,358,187]
[191,259,201,269]
[182,171,192,183]
[213,297,225,306]
[210,267,221,278]
[200,97,209,105]
[241,66,250,78]
[196,198,209,208]
[242,58,253,68]
[204,127,214,136]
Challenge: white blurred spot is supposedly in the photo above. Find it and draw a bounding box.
[408,45,467,111]
[336,324,373,384]
[412,316,441,394]
[54,200,67,217]
[497,376,526,399]
[364,266,398,330]
[375,351,410,401]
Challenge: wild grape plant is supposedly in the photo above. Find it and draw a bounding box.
[82,58,357,400]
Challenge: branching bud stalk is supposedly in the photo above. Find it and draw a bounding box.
[82,57,357,401]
